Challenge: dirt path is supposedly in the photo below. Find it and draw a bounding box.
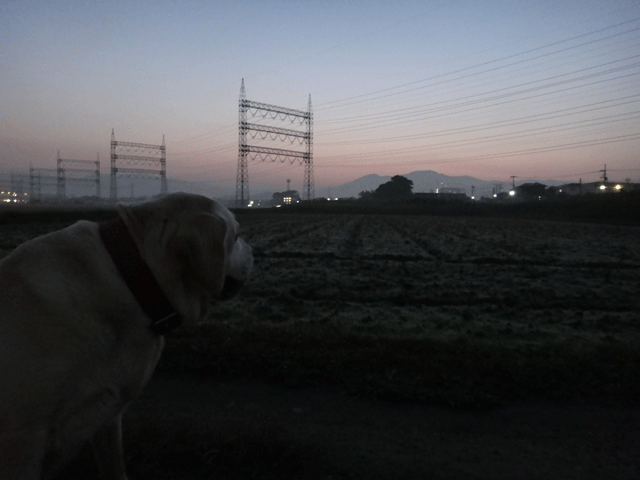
[128,373,640,480]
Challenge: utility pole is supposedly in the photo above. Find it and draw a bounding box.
[510,176,518,197]
[600,164,608,183]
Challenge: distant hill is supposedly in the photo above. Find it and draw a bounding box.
[324,170,566,199]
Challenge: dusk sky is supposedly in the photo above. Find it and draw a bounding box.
[2,0,639,197]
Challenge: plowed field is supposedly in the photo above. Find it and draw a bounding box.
[230,213,640,346]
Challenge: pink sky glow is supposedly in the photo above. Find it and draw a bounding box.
[2,0,639,197]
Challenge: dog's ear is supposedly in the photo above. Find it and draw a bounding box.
[167,212,230,296]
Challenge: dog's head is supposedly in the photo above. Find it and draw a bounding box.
[117,193,253,323]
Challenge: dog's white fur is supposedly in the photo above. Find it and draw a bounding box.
[0,193,252,479]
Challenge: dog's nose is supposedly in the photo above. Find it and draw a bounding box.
[220,276,244,300]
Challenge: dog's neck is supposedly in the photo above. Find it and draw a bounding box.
[98,217,181,335]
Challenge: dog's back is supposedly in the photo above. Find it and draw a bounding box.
[0,221,164,478]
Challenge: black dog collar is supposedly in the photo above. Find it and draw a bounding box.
[98,217,181,335]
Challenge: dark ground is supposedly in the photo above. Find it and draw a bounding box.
[3,205,639,479]
[117,371,640,480]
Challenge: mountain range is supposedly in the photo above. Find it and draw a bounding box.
[319,170,566,199]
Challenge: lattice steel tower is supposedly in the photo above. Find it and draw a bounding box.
[236,79,313,207]
[110,129,167,200]
[56,151,100,200]
[29,166,57,201]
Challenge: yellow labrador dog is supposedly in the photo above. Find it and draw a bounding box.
[0,193,252,479]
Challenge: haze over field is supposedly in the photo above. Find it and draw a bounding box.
[2,0,639,196]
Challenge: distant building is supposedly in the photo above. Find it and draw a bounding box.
[0,174,29,204]
[413,192,470,202]
[438,187,466,195]
[0,188,28,204]
[413,186,469,201]
[559,181,639,196]
[271,189,301,206]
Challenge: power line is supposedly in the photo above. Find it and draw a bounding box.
[159,17,640,184]
[319,96,640,146]
[317,19,640,109]
[317,58,640,132]
[318,132,640,167]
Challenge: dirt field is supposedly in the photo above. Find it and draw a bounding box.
[2,208,640,479]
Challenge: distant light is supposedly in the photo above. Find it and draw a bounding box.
[471,196,475,200]
[509,190,515,196]
[276,205,281,208]
[615,184,622,190]
[327,198,331,201]
[600,185,606,190]
[493,194,497,198]
[334,198,338,201]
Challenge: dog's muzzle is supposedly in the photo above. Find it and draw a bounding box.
[222,238,252,300]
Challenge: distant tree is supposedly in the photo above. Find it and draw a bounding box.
[358,190,374,201]
[373,175,414,202]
